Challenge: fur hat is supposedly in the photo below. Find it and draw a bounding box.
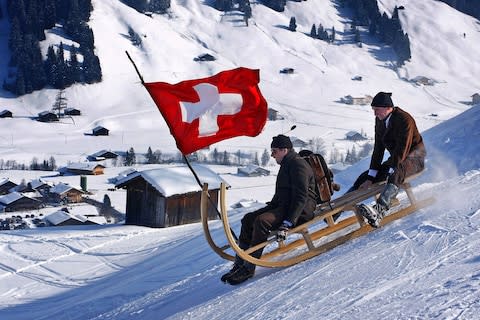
[271,134,293,149]
[371,92,394,107]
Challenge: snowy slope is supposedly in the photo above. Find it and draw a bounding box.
[0,0,479,319]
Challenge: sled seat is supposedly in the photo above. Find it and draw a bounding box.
[201,170,434,268]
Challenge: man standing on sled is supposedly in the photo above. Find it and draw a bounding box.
[352,92,426,227]
[221,134,317,285]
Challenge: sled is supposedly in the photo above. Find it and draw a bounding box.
[201,171,435,268]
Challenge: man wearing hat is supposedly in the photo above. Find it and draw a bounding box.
[351,92,426,227]
[221,134,317,285]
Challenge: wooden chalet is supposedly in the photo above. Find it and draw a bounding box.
[0,178,18,195]
[44,210,97,226]
[0,192,42,212]
[0,110,12,118]
[92,126,109,136]
[38,111,59,122]
[345,131,367,141]
[87,150,119,161]
[237,164,270,177]
[115,164,227,228]
[64,162,105,175]
[49,183,84,203]
[472,93,480,105]
[267,108,284,121]
[64,107,81,116]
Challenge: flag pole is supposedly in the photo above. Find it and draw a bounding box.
[125,51,238,241]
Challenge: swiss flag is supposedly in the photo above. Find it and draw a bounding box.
[144,67,268,154]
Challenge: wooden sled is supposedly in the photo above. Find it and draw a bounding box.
[201,171,435,268]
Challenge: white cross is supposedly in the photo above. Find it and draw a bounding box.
[179,83,243,137]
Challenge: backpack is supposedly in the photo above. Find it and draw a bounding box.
[300,151,339,204]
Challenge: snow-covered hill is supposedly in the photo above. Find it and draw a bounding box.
[0,0,479,165]
[0,0,479,319]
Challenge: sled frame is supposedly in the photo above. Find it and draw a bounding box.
[201,171,435,268]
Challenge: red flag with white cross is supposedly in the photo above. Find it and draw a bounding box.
[144,67,268,154]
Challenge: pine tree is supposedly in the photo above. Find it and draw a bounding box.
[261,148,270,166]
[310,24,317,38]
[289,17,297,32]
[52,89,68,117]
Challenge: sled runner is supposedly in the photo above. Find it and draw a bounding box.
[201,170,435,268]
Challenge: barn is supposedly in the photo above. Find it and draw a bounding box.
[0,192,42,212]
[49,183,84,203]
[37,111,59,122]
[0,178,18,195]
[115,164,227,228]
[64,162,105,175]
[92,126,109,136]
[0,110,12,118]
[64,107,81,116]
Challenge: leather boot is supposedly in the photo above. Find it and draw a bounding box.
[220,241,249,283]
[358,183,399,228]
[226,262,255,285]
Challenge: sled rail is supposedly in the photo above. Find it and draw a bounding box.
[201,171,434,267]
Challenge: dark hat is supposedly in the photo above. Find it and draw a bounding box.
[271,134,293,149]
[371,92,394,107]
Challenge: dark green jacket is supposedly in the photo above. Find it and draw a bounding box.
[266,150,317,225]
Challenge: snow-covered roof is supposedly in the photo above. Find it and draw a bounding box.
[0,192,25,205]
[29,179,49,189]
[89,150,119,157]
[115,164,228,197]
[50,183,81,195]
[67,162,105,170]
[45,210,87,225]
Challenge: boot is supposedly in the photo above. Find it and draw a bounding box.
[358,183,399,228]
[221,255,244,283]
[220,241,249,283]
[226,262,255,285]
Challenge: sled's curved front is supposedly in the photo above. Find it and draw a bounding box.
[201,172,435,268]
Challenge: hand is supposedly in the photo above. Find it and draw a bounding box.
[359,180,373,190]
[276,220,292,242]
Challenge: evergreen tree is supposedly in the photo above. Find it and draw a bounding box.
[69,45,82,83]
[288,17,297,32]
[261,148,270,166]
[146,147,156,164]
[310,24,317,38]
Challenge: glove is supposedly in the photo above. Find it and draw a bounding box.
[276,220,293,242]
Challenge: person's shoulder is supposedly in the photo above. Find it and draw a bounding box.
[393,107,415,121]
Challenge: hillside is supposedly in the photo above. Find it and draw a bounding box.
[0,0,479,167]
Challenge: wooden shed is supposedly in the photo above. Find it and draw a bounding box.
[237,164,270,177]
[0,178,18,195]
[64,162,105,175]
[472,93,480,105]
[0,192,42,212]
[0,110,12,118]
[92,126,109,136]
[345,131,367,141]
[49,183,84,203]
[88,150,119,161]
[38,111,59,122]
[64,107,81,116]
[115,164,227,228]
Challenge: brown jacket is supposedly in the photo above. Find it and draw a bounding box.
[370,107,426,171]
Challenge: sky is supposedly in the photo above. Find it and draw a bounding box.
[0,0,479,319]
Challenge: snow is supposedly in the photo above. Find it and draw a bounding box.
[0,0,479,319]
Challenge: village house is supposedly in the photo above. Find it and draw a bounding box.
[37,111,59,122]
[92,126,109,136]
[44,209,97,227]
[63,162,105,175]
[0,110,12,118]
[0,192,42,212]
[87,150,119,161]
[472,93,480,105]
[64,107,81,116]
[267,108,284,121]
[345,131,367,141]
[0,178,18,195]
[115,164,227,228]
[340,95,373,105]
[237,164,270,177]
[49,183,84,203]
